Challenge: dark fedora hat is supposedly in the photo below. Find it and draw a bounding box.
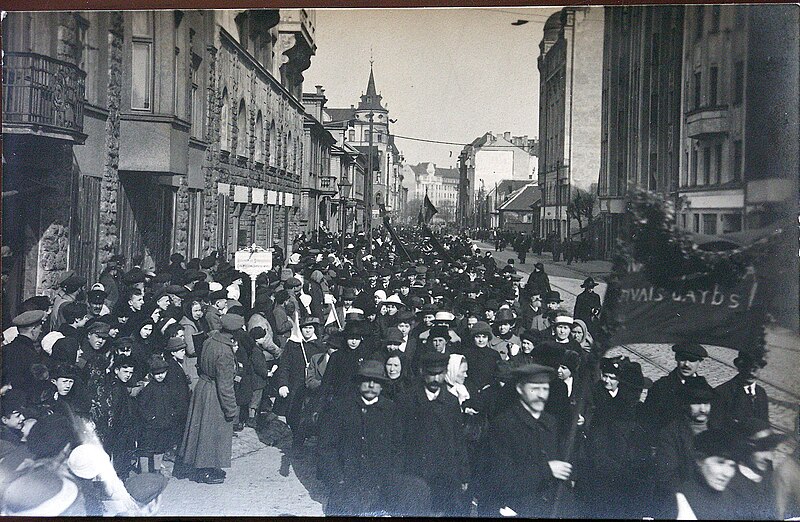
[581,277,598,288]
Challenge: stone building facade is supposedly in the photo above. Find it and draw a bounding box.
[538,7,604,241]
[2,9,315,312]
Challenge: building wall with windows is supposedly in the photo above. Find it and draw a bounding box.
[677,5,798,235]
[2,9,315,307]
[538,7,604,241]
[597,6,684,259]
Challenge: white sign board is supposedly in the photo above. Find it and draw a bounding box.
[234,250,273,276]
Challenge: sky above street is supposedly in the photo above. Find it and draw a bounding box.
[304,7,559,175]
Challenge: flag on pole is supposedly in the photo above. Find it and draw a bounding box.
[418,194,438,225]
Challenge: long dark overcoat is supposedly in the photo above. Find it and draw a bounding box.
[180,330,238,469]
[484,401,562,518]
[318,391,402,514]
[396,381,469,487]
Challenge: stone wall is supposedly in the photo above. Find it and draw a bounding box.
[97,12,123,269]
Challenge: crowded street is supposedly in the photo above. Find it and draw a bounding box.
[1,4,799,518]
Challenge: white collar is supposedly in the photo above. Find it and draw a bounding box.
[361,396,379,406]
[608,388,619,398]
[424,388,440,401]
[738,464,763,482]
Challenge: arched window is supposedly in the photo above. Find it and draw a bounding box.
[236,99,247,157]
[220,89,230,152]
[254,111,264,163]
[268,120,276,167]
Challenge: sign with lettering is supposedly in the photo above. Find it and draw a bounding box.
[234,250,273,276]
[603,264,764,351]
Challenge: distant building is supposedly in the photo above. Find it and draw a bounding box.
[497,183,542,233]
[325,64,394,227]
[538,7,604,240]
[409,163,460,223]
[302,86,337,233]
[458,131,537,228]
[478,180,533,229]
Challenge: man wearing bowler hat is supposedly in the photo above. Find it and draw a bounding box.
[484,362,571,517]
[396,351,468,516]
[573,277,601,325]
[318,359,406,515]
[643,341,709,432]
[711,350,770,429]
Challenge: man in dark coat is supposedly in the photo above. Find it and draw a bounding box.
[522,263,551,300]
[653,375,715,516]
[319,359,409,515]
[484,362,572,518]
[710,351,769,429]
[2,311,46,400]
[396,352,469,516]
[572,277,601,325]
[178,313,241,484]
[642,342,708,434]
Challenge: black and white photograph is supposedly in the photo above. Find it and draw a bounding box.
[0,4,799,517]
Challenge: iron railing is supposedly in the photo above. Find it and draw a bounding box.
[2,52,86,138]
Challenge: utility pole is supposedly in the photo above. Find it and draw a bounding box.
[366,109,374,253]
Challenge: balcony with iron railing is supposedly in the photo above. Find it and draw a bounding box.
[2,52,87,143]
[319,175,337,194]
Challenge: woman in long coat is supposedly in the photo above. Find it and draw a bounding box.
[178,313,242,484]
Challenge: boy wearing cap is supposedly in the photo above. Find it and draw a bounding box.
[485,363,571,518]
[107,356,140,479]
[136,355,177,474]
[728,417,785,519]
[643,342,709,432]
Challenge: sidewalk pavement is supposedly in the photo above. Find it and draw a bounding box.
[472,241,613,281]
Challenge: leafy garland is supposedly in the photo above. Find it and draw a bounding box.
[613,188,755,292]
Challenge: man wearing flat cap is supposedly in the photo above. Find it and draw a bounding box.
[642,341,708,432]
[2,310,46,398]
[178,313,243,485]
[484,363,571,518]
[396,351,469,516]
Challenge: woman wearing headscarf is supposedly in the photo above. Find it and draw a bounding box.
[380,352,412,402]
[180,299,208,390]
[445,354,471,405]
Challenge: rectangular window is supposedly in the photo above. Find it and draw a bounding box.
[695,6,704,39]
[711,5,721,33]
[733,140,743,181]
[217,193,230,253]
[190,57,203,138]
[682,151,689,187]
[702,147,711,185]
[693,214,700,233]
[187,190,204,258]
[709,66,718,106]
[690,148,698,186]
[131,42,153,110]
[722,213,742,233]
[693,71,702,109]
[713,143,723,185]
[681,213,688,229]
[734,61,744,105]
[131,12,153,111]
[173,47,180,117]
[703,213,717,235]
[348,129,355,142]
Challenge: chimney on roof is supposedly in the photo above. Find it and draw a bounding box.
[315,85,324,95]
[504,131,511,141]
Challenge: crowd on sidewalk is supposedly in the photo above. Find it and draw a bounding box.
[0,224,798,517]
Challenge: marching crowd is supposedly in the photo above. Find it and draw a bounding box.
[0,225,798,517]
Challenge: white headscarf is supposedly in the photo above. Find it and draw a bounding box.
[445,354,470,404]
